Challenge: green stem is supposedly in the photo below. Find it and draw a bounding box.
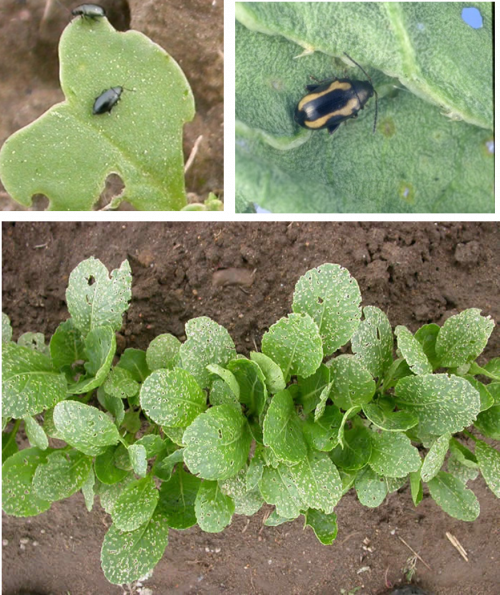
[462,429,477,442]
[80,391,94,404]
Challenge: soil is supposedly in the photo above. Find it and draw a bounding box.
[2,221,500,595]
[0,0,223,210]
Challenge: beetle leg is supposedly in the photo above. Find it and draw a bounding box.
[327,123,341,134]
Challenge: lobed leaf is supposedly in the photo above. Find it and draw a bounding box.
[435,309,495,368]
[304,509,338,545]
[289,450,342,513]
[292,264,362,355]
[395,325,433,375]
[328,355,376,411]
[33,450,92,501]
[258,464,304,518]
[104,367,139,399]
[351,306,393,379]
[369,431,421,478]
[427,471,480,521]
[111,475,159,531]
[101,510,169,585]
[420,434,450,482]
[2,447,52,516]
[66,258,131,334]
[262,312,323,380]
[180,317,236,389]
[475,441,500,498]
[355,467,387,508]
[362,401,419,432]
[263,389,307,463]
[157,466,201,529]
[140,368,206,428]
[53,400,121,456]
[195,480,235,532]
[183,404,252,480]
[395,374,481,435]
[2,343,67,418]
[2,312,12,343]
[67,326,116,394]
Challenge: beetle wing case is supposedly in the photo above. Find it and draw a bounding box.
[295,78,375,134]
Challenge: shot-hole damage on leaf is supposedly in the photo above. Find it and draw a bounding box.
[2,256,497,586]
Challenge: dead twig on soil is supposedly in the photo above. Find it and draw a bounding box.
[397,536,432,571]
[446,532,469,562]
[184,135,203,174]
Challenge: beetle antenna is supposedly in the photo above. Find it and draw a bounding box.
[344,52,378,134]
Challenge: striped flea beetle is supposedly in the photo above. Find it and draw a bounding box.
[294,52,378,135]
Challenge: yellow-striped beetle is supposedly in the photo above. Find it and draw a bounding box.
[295,52,378,135]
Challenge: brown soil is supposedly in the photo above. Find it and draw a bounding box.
[2,221,500,595]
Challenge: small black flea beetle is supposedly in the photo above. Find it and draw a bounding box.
[295,52,378,135]
[71,4,106,19]
[92,86,123,115]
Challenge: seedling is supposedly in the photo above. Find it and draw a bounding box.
[2,259,499,587]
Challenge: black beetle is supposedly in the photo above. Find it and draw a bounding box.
[71,4,106,19]
[295,52,378,135]
[92,86,123,115]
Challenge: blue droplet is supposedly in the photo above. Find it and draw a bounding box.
[462,7,483,29]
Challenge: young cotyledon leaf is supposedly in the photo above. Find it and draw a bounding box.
[0,16,194,211]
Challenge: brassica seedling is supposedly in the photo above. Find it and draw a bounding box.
[2,258,499,586]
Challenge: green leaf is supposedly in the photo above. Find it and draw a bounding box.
[314,381,333,422]
[291,264,362,355]
[183,404,252,480]
[157,466,201,529]
[180,317,236,389]
[146,334,181,371]
[328,355,376,410]
[264,510,294,526]
[250,351,286,393]
[2,447,52,516]
[104,367,139,399]
[465,376,494,412]
[421,434,450,482]
[66,258,131,334]
[410,471,423,506]
[82,468,95,512]
[140,368,207,428]
[23,415,49,450]
[427,471,480,521]
[289,450,342,513]
[295,364,330,414]
[351,306,393,379]
[475,401,500,439]
[117,348,151,382]
[329,425,372,472]
[447,453,479,484]
[395,325,433,375]
[33,449,92,501]
[246,447,265,490]
[2,312,12,343]
[209,378,241,409]
[227,358,268,416]
[135,435,166,459]
[263,389,307,463]
[262,313,323,380]
[153,448,184,481]
[112,475,159,531]
[235,5,493,214]
[2,429,19,463]
[362,401,418,432]
[475,441,500,498]
[258,464,304,518]
[101,510,169,585]
[207,363,240,399]
[369,431,421,478]
[49,319,86,371]
[53,400,121,456]
[97,388,125,427]
[67,326,116,394]
[355,467,387,508]
[95,445,130,485]
[162,425,186,447]
[414,323,440,370]
[195,480,235,532]
[304,509,338,545]
[219,470,264,516]
[98,473,135,514]
[0,18,194,211]
[303,405,343,452]
[17,332,49,355]
[395,374,481,434]
[449,438,478,468]
[2,343,67,418]
[435,309,495,367]
[128,444,148,478]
